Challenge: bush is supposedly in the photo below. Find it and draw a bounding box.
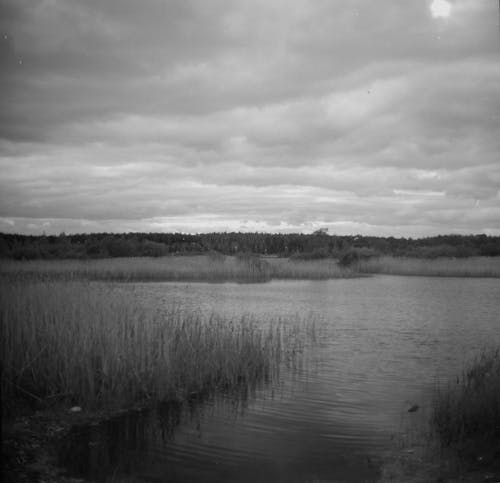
[105,238,137,257]
[140,240,168,257]
[338,248,380,267]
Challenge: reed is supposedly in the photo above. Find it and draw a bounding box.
[357,256,500,277]
[0,255,355,282]
[432,349,500,447]
[268,257,355,279]
[0,255,271,283]
[0,280,302,413]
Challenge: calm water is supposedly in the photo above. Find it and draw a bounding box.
[60,276,500,482]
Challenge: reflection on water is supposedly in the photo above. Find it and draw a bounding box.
[60,276,500,482]
[60,381,382,482]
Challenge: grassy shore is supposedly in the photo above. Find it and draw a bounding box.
[267,256,355,279]
[432,349,500,448]
[381,349,500,482]
[0,280,304,414]
[430,349,500,480]
[2,254,499,283]
[0,254,356,283]
[357,256,500,277]
[0,255,271,283]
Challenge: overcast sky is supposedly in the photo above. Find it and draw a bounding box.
[1,0,499,236]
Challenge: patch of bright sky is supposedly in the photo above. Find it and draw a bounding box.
[393,189,445,197]
[430,0,452,18]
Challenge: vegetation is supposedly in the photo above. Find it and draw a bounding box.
[432,349,500,448]
[2,254,499,283]
[0,280,305,414]
[380,350,500,482]
[267,257,354,279]
[1,231,498,260]
[357,256,500,277]
[0,255,356,283]
[0,255,271,283]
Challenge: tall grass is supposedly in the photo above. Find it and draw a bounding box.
[432,349,500,447]
[357,256,500,277]
[0,254,355,283]
[0,255,271,283]
[0,280,302,413]
[267,257,355,279]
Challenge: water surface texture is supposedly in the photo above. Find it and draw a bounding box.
[61,276,500,482]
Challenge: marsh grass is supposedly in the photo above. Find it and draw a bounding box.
[0,280,304,413]
[432,349,500,447]
[267,257,355,279]
[432,349,500,452]
[357,256,500,277]
[381,351,500,482]
[0,254,355,283]
[0,255,271,283]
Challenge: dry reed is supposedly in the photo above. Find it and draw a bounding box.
[0,256,270,282]
[267,257,355,279]
[357,256,500,277]
[0,255,355,282]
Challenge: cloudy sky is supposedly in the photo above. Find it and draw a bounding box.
[1,0,499,236]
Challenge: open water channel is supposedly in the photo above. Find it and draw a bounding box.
[59,275,500,482]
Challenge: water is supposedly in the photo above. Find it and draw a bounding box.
[59,276,500,482]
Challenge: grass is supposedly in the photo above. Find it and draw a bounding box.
[3,255,498,282]
[0,255,271,283]
[380,349,500,482]
[0,254,356,283]
[432,348,500,447]
[0,280,305,413]
[357,256,500,277]
[267,257,355,279]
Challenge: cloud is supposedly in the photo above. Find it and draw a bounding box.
[0,0,499,235]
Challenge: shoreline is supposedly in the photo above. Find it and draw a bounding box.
[2,401,150,483]
[1,255,500,283]
[4,402,500,483]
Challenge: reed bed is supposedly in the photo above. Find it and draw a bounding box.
[0,255,272,283]
[0,254,355,283]
[0,280,303,412]
[357,256,500,277]
[267,257,355,279]
[432,349,500,447]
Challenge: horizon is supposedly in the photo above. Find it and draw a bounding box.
[1,0,499,237]
[2,229,498,241]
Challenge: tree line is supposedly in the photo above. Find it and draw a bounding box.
[0,232,499,260]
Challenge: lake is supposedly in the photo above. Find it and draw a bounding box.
[59,275,500,482]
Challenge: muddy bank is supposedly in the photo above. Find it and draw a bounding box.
[4,405,500,483]
[2,402,152,483]
[379,436,500,482]
[3,410,85,482]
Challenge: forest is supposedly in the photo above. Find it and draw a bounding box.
[0,231,499,260]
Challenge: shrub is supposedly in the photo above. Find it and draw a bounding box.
[338,248,380,267]
[140,240,168,257]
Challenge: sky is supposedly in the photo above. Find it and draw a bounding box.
[1,0,499,236]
